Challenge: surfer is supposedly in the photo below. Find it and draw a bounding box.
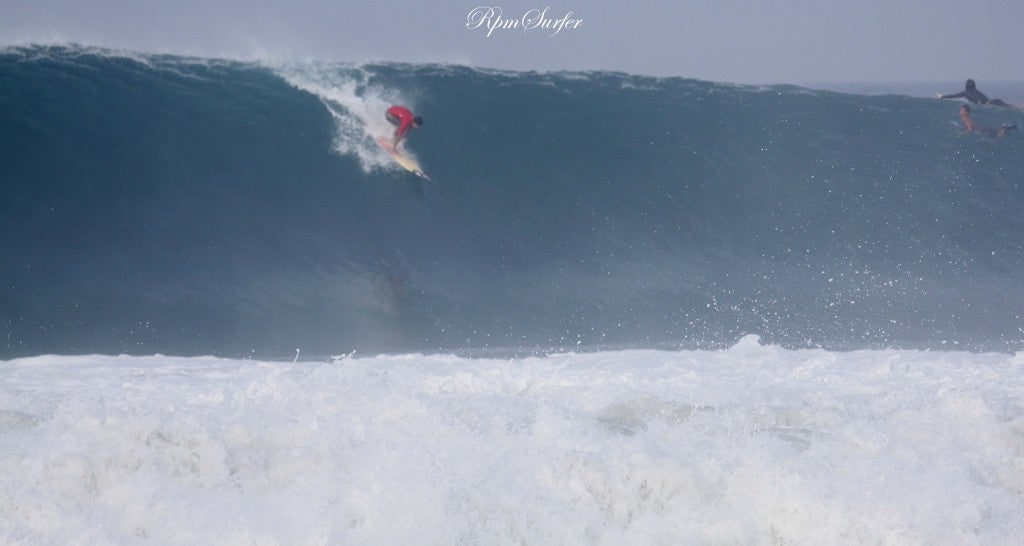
[958,104,1018,138]
[385,105,423,150]
[939,79,1013,107]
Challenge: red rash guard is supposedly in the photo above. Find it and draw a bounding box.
[387,106,415,138]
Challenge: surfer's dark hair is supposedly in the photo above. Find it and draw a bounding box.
[961,104,971,112]
[966,79,976,89]
[413,116,423,126]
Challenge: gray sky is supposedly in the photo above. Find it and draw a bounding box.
[1,0,1022,85]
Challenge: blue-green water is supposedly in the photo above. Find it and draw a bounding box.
[2,45,1023,358]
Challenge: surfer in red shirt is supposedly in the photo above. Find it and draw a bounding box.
[386,105,423,150]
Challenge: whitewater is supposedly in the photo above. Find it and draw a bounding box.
[3,337,1023,544]
[3,46,1024,544]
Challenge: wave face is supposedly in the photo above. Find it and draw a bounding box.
[2,46,1023,358]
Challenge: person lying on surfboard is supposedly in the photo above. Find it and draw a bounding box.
[939,79,1013,107]
[385,105,423,150]
[958,104,1017,138]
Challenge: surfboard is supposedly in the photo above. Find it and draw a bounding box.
[375,137,430,180]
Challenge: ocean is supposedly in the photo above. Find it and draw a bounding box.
[2,45,1024,544]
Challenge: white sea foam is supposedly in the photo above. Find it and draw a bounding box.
[2,336,1023,544]
[272,62,422,175]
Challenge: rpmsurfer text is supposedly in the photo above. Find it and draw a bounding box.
[466,7,583,37]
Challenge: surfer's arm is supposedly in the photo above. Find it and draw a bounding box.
[939,91,966,100]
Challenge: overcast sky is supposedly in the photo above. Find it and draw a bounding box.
[1,0,1022,85]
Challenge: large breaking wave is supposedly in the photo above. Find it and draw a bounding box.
[2,45,1023,358]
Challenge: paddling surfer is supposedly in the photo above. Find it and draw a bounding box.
[958,104,1018,138]
[940,79,1013,107]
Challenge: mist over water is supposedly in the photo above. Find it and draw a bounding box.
[2,45,1023,359]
